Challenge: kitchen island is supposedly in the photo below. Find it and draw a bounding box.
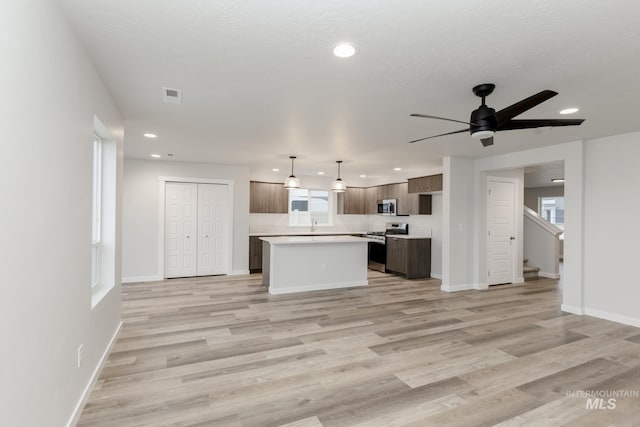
[260,235,369,295]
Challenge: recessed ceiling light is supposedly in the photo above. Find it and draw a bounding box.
[551,178,565,183]
[144,133,157,138]
[559,108,579,115]
[317,172,325,175]
[272,168,280,172]
[333,43,356,58]
[360,174,367,178]
[150,154,161,158]
[394,167,402,171]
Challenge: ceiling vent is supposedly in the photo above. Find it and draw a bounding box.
[162,87,182,104]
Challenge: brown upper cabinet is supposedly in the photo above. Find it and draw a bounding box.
[343,187,367,214]
[408,174,443,193]
[365,187,378,214]
[250,181,289,214]
[339,181,432,215]
[377,183,401,201]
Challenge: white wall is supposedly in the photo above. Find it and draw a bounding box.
[583,131,640,326]
[122,158,251,280]
[442,157,476,290]
[0,2,123,426]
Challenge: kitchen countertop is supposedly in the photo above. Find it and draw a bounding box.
[386,235,431,239]
[250,231,367,237]
[260,235,370,245]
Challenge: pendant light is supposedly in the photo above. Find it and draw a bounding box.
[283,156,301,190]
[331,160,347,193]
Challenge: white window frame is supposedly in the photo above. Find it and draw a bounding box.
[538,196,565,230]
[91,135,102,288]
[288,188,332,226]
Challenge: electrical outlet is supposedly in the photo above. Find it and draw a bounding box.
[77,344,84,368]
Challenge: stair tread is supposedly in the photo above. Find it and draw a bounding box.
[523,266,540,273]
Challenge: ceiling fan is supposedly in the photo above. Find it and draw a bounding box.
[409,83,585,147]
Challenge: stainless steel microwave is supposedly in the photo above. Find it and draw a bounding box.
[377,199,396,215]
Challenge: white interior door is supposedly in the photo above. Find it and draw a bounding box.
[487,178,516,285]
[197,183,228,275]
[165,182,198,278]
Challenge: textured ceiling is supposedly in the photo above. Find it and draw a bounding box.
[58,0,640,183]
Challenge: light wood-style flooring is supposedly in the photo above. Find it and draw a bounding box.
[78,273,640,426]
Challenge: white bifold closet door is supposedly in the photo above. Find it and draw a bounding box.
[196,183,228,276]
[165,182,228,278]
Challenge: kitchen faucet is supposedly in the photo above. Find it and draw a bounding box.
[311,219,317,232]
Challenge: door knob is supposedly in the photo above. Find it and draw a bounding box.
[204,234,209,238]
[186,235,191,239]
[510,236,515,240]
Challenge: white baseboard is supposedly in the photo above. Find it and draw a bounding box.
[269,280,368,295]
[513,277,525,284]
[121,275,163,284]
[430,273,442,280]
[230,269,251,276]
[561,304,584,315]
[539,271,561,279]
[584,307,640,328]
[474,283,489,290]
[441,283,474,292]
[66,321,123,427]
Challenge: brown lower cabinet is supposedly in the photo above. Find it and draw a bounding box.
[385,237,431,279]
[249,236,263,272]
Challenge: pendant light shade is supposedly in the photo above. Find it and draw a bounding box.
[331,160,347,193]
[284,156,301,190]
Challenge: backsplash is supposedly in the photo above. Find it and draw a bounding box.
[249,213,370,234]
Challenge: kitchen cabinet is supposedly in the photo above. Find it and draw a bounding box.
[377,183,402,201]
[408,174,443,193]
[249,236,263,271]
[342,187,367,214]
[385,237,431,279]
[395,182,410,215]
[250,181,289,213]
[408,194,432,215]
[365,187,378,214]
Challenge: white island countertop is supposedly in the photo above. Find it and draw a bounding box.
[260,235,368,294]
[386,235,431,240]
[260,235,370,245]
[250,231,366,237]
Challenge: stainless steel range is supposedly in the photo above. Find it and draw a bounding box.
[365,223,408,272]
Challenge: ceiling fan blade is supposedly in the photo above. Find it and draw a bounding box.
[409,128,469,144]
[481,137,494,147]
[495,90,558,124]
[498,118,585,131]
[410,113,470,126]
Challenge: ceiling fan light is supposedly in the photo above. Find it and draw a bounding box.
[471,130,495,140]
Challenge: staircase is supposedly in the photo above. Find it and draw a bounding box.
[523,258,540,281]
[523,206,563,280]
